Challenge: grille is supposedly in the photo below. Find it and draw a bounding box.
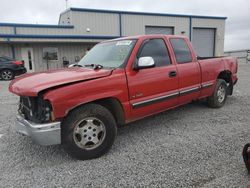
[18,96,52,123]
[19,97,35,121]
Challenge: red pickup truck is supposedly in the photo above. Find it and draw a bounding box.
[9,35,238,160]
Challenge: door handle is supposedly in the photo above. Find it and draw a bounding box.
[169,71,177,77]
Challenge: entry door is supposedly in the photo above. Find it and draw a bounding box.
[127,38,179,119]
[21,47,35,72]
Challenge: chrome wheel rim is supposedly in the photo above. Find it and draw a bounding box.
[2,70,12,80]
[217,85,226,103]
[73,117,106,150]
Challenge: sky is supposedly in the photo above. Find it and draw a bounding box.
[0,0,249,51]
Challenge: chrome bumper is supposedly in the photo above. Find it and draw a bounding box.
[15,114,61,146]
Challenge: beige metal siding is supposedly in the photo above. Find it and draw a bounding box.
[59,11,72,25]
[0,43,95,71]
[0,44,12,57]
[16,27,75,35]
[32,44,93,71]
[192,18,225,56]
[24,43,94,71]
[145,26,174,35]
[71,11,120,36]
[0,26,14,34]
[121,14,190,37]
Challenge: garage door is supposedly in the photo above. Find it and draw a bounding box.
[145,26,174,35]
[192,28,215,57]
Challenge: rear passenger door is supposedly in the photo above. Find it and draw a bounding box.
[170,38,201,105]
[127,38,179,119]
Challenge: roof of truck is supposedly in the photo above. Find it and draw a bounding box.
[103,34,188,43]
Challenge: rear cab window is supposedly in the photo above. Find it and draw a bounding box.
[170,38,193,64]
[138,38,171,67]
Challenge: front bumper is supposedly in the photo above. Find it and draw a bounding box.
[15,114,61,146]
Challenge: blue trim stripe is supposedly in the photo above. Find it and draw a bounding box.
[69,7,227,20]
[0,23,74,29]
[13,26,17,34]
[189,18,192,41]
[119,13,122,37]
[11,45,15,59]
[0,34,120,40]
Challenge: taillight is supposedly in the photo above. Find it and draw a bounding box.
[13,61,23,65]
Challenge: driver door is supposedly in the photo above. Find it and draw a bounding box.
[126,38,179,119]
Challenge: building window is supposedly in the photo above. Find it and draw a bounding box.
[43,47,58,61]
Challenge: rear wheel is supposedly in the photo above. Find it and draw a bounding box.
[207,79,228,108]
[243,143,250,173]
[1,69,14,80]
[62,103,117,160]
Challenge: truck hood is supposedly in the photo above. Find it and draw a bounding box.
[9,68,112,96]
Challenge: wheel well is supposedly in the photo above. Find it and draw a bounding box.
[1,69,13,73]
[93,98,125,127]
[66,98,125,127]
[217,71,232,83]
[217,70,233,95]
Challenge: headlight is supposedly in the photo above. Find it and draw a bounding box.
[19,96,53,123]
[37,98,53,123]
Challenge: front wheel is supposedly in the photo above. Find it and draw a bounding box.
[62,103,117,160]
[207,79,228,108]
[1,69,14,80]
[243,143,250,173]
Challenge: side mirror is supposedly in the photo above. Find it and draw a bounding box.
[247,54,250,61]
[68,63,77,68]
[135,57,155,70]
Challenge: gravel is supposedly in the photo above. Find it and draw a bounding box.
[0,64,250,187]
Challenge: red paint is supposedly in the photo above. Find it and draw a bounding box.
[13,61,24,66]
[9,68,112,96]
[9,35,238,124]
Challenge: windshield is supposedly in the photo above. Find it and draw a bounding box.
[78,40,136,68]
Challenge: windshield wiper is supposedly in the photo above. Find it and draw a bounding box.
[84,64,103,70]
[73,64,83,67]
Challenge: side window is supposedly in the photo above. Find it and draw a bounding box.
[170,38,193,64]
[138,39,171,67]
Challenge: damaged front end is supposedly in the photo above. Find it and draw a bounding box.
[18,95,54,123]
[16,95,61,146]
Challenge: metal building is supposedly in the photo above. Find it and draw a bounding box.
[0,8,226,72]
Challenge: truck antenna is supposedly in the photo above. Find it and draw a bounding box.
[65,0,68,9]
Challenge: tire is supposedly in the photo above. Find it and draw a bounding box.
[1,69,14,80]
[243,143,250,173]
[207,79,228,108]
[62,103,117,160]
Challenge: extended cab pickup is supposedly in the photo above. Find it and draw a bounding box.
[9,35,238,160]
